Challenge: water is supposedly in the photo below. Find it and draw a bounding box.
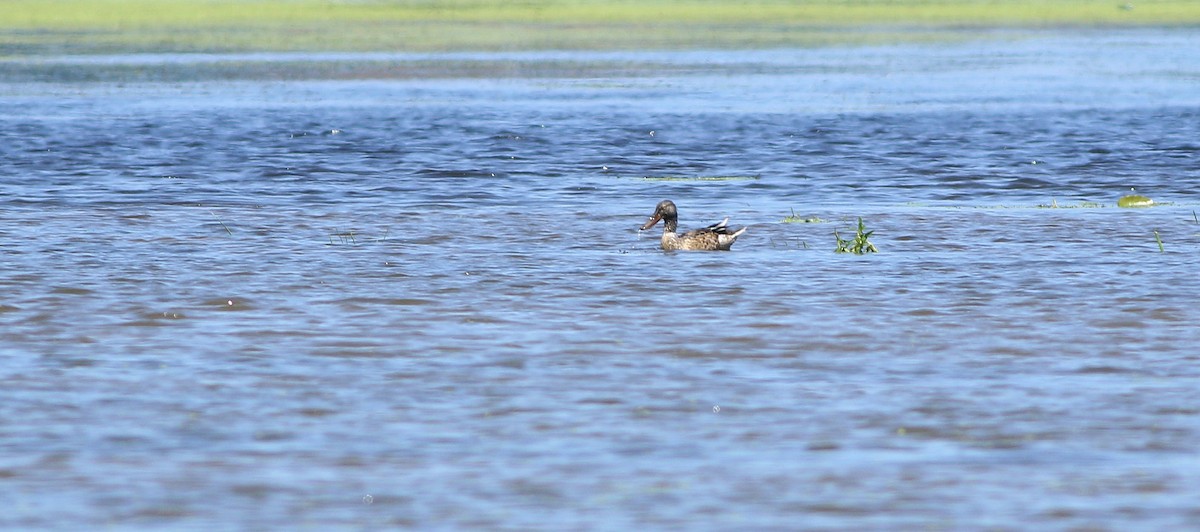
[2,29,1200,529]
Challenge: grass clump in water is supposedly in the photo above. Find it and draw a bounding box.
[834,217,878,254]
[1035,199,1106,209]
[329,229,357,245]
[782,209,824,224]
[640,175,759,182]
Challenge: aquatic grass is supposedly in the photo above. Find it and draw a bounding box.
[1154,230,1164,253]
[901,201,1109,211]
[209,210,233,236]
[769,237,809,249]
[834,217,878,254]
[329,229,357,245]
[327,226,395,245]
[640,175,759,182]
[1035,199,1106,209]
[903,199,1197,211]
[782,209,825,224]
[6,0,1200,54]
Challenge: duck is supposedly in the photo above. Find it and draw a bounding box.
[640,200,746,251]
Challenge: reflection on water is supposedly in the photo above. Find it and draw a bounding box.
[2,29,1200,529]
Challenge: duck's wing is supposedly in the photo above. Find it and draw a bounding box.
[676,228,720,250]
[704,217,730,233]
[676,217,746,250]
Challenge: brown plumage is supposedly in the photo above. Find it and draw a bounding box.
[640,200,746,251]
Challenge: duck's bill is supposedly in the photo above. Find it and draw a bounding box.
[640,213,661,230]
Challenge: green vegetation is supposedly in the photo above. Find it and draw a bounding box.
[897,199,1193,210]
[1153,230,1164,252]
[330,229,357,245]
[834,217,878,254]
[327,226,392,245]
[782,209,824,224]
[1036,199,1106,209]
[210,210,233,236]
[769,237,809,249]
[4,0,1200,55]
[1118,194,1155,208]
[640,175,759,182]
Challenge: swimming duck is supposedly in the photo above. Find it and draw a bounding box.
[640,200,746,251]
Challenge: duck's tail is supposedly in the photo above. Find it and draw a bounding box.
[717,225,746,250]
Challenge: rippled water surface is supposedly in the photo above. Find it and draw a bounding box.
[3,30,1200,529]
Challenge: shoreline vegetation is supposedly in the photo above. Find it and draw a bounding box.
[4,1,1200,56]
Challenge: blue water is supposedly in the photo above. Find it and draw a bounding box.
[2,29,1200,529]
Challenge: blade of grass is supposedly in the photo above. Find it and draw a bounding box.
[210,210,232,235]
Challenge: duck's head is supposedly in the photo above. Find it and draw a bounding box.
[640,200,678,230]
